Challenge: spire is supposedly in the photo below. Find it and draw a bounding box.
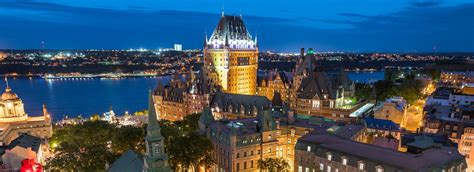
[4,76,10,91]
[144,90,170,172]
[147,90,160,130]
[203,30,209,47]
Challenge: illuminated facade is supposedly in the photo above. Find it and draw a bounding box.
[257,70,292,103]
[290,49,363,122]
[204,13,258,95]
[0,86,52,145]
[154,72,212,121]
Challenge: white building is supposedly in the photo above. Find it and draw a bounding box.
[1,134,46,171]
[174,44,182,51]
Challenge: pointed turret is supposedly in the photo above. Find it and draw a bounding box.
[271,91,283,108]
[144,90,171,172]
[42,104,50,119]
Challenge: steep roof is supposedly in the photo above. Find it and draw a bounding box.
[206,15,257,49]
[210,15,252,41]
[107,150,144,172]
[7,134,41,153]
[211,92,271,116]
[297,72,337,100]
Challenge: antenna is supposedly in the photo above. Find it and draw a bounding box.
[4,76,8,88]
[221,2,225,17]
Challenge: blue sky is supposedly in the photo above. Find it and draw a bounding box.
[0,0,473,52]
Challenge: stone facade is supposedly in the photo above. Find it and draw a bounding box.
[257,70,292,103]
[204,14,258,95]
[0,86,52,145]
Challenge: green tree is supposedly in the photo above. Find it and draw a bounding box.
[158,113,215,171]
[258,158,290,172]
[111,125,146,154]
[167,132,214,171]
[46,121,116,171]
[46,120,147,171]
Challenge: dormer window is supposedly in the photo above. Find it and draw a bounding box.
[376,165,384,172]
[342,156,348,165]
[306,146,311,152]
[326,152,332,161]
[358,161,365,170]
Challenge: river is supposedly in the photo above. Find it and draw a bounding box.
[1,71,383,120]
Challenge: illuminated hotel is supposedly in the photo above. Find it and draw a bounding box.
[204,12,258,95]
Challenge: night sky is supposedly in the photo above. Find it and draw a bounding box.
[0,0,473,52]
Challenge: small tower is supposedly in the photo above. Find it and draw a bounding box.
[144,90,171,172]
[42,104,50,119]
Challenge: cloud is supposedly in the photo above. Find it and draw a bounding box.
[338,13,370,19]
[410,0,442,8]
[0,0,472,52]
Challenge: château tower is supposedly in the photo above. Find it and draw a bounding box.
[203,12,258,95]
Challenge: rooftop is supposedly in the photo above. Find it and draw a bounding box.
[297,132,465,171]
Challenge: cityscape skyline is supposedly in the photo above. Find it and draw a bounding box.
[0,0,473,52]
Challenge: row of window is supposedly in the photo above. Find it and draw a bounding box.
[302,148,376,171]
[236,160,255,170]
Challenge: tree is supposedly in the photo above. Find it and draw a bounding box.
[167,132,214,171]
[157,113,215,171]
[258,158,290,172]
[46,121,116,171]
[46,121,146,171]
[111,125,146,154]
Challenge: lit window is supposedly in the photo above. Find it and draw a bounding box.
[327,153,332,161]
[358,161,365,170]
[307,146,311,152]
[327,166,331,172]
[342,157,348,165]
[305,167,309,172]
[319,163,324,170]
[291,128,296,137]
[298,166,303,172]
[376,165,384,172]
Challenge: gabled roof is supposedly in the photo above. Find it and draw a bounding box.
[297,72,337,100]
[107,150,144,172]
[7,134,41,153]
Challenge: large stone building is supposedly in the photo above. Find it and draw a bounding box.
[199,96,367,172]
[295,132,466,172]
[290,49,368,122]
[203,13,258,95]
[0,85,52,145]
[153,71,212,121]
